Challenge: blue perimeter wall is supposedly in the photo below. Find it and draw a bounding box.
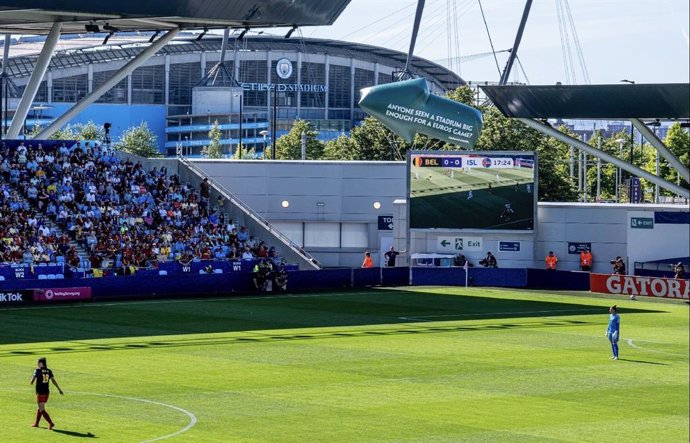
[36,104,167,151]
[0,268,590,301]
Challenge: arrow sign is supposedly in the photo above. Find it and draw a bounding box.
[440,240,450,247]
[359,78,483,148]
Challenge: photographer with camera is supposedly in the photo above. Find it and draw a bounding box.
[672,262,685,280]
[610,256,626,275]
[479,251,497,268]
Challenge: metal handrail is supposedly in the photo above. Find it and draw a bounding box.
[178,156,321,269]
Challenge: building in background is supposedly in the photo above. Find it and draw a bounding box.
[3,33,463,156]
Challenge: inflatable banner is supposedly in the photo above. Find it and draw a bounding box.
[358,78,483,148]
[590,273,689,299]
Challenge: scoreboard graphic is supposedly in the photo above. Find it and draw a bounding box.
[408,151,537,231]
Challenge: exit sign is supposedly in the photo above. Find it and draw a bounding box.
[630,217,654,229]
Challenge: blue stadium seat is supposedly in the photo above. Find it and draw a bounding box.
[159,270,168,276]
[46,274,56,279]
[38,274,48,280]
[38,263,48,266]
[199,269,206,274]
[0,276,4,281]
[55,274,64,279]
[214,269,223,274]
[56,256,65,264]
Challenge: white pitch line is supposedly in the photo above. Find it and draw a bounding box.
[0,291,371,312]
[626,339,687,357]
[399,308,599,321]
[71,391,197,442]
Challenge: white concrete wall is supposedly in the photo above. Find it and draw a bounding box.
[193,159,689,270]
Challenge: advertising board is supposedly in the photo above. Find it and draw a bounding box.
[33,287,92,303]
[590,273,688,299]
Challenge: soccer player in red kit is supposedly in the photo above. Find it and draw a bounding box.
[30,357,64,429]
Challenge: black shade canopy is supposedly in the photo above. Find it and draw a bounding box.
[0,0,351,33]
[480,84,690,120]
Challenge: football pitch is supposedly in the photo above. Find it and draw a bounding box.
[1,288,687,442]
[410,167,535,229]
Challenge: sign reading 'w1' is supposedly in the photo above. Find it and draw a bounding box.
[359,78,483,148]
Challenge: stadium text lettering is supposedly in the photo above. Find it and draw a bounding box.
[241,83,328,92]
[590,273,689,299]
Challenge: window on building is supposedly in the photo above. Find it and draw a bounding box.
[52,74,87,103]
[93,70,127,104]
[378,72,394,85]
[301,62,325,108]
[131,65,164,104]
[239,60,267,107]
[354,68,375,107]
[328,64,351,109]
[169,62,201,105]
[17,80,48,102]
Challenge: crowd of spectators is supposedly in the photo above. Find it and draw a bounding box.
[0,140,281,276]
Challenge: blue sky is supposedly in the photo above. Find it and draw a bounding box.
[294,0,689,85]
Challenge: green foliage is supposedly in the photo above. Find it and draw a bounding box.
[231,147,259,160]
[79,120,105,141]
[114,122,160,158]
[323,134,357,160]
[445,85,476,106]
[201,120,224,158]
[275,120,324,160]
[47,125,80,140]
[39,120,105,141]
[662,123,690,192]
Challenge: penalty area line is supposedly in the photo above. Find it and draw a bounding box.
[70,391,197,443]
[399,308,600,321]
[626,339,687,357]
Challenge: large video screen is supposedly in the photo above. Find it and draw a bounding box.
[408,151,537,230]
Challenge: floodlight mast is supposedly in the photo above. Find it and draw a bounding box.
[398,0,425,81]
[499,0,533,85]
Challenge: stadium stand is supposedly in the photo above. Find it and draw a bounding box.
[0,139,281,279]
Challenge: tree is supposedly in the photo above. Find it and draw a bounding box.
[79,120,105,141]
[323,135,356,160]
[115,122,160,157]
[275,120,324,160]
[201,120,224,158]
[662,123,690,191]
[47,125,80,140]
[445,85,476,106]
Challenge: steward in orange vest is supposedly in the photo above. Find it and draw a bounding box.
[545,251,558,270]
[580,249,592,271]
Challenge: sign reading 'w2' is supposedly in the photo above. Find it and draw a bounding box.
[358,78,483,148]
[590,273,689,299]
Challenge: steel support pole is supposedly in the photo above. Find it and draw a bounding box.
[401,0,426,77]
[35,28,179,140]
[596,137,601,201]
[630,118,689,182]
[7,23,61,139]
[655,150,660,203]
[0,34,7,139]
[577,150,582,193]
[582,152,587,203]
[519,118,689,198]
[499,0,533,85]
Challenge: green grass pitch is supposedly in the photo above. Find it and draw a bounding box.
[410,166,535,229]
[0,288,687,442]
